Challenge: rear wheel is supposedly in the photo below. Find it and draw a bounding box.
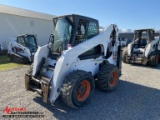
[0,50,5,55]
[159,51,160,63]
[96,63,119,91]
[23,57,29,64]
[61,70,95,108]
[149,53,159,67]
[10,54,14,62]
[122,49,129,63]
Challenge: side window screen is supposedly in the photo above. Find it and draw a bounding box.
[87,21,98,39]
[75,20,100,57]
[79,21,98,57]
[74,20,98,46]
[17,37,25,46]
[25,36,37,50]
[150,30,154,40]
[141,31,149,39]
[74,19,88,46]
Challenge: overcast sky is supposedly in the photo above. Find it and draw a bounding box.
[0,0,160,30]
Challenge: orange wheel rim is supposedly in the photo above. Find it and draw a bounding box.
[76,80,90,101]
[109,71,118,87]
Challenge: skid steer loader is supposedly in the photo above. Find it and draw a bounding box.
[25,14,122,108]
[8,34,38,63]
[122,29,160,66]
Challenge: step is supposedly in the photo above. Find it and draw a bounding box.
[40,76,50,84]
[29,85,42,95]
[31,76,50,85]
[43,65,55,71]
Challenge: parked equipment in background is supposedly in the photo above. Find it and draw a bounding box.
[0,43,4,55]
[127,39,132,45]
[119,37,127,46]
[123,29,160,66]
[25,14,122,109]
[8,34,38,63]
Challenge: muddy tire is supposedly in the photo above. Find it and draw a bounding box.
[23,57,29,64]
[159,51,160,63]
[122,49,129,63]
[10,54,14,62]
[0,50,5,55]
[96,63,119,92]
[61,70,95,108]
[149,54,159,67]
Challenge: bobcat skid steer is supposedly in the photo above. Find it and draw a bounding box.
[123,29,160,66]
[25,14,122,108]
[8,34,38,63]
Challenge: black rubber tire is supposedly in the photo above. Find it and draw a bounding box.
[0,50,5,55]
[10,54,14,62]
[61,70,95,109]
[122,49,129,63]
[23,57,30,64]
[149,53,159,67]
[96,63,119,92]
[8,54,10,58]
[159,51,160,63]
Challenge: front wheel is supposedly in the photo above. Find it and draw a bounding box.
[61,70,95,108]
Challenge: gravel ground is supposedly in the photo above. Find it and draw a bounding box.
[0,63,160,120]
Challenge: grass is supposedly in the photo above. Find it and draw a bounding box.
[0,55,26,71]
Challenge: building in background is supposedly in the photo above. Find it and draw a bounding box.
[119,29,134,40]
[0,4,55,49]
[119,29,133,33]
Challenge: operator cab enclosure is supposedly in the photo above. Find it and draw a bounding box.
[133,29,155,47]
[8,34,38,63]
[17,34,38,52]
[49,14,99,59]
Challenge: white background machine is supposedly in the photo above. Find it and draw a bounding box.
[123,29,160,66]
[8,34,38,63]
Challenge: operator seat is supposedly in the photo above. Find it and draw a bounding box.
[74,35,84,45]
[48,51,60,60]
[139,38,147,48]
